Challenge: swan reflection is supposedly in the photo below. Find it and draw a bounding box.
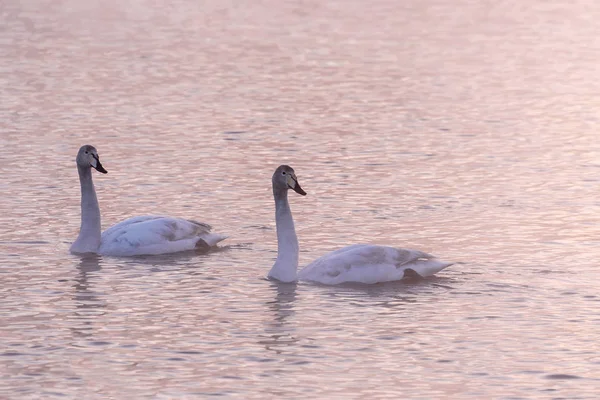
[259,281,299,353]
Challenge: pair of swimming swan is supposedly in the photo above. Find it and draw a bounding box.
[71,145,452,284]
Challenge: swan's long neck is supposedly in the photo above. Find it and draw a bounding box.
[268,188,299,282]
[70,166,102,253]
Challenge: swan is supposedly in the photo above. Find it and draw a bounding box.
[69,145,227,256]
[267,165,452,284]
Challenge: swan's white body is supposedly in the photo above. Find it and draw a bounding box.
[267,165,452,285]
[98,215,227,257]
[70,145,226,256]
[298,244,451,285]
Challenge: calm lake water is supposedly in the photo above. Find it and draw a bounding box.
[2,0,600,398]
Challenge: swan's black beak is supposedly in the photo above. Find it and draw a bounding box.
[92,155,108,174]
[290,179,306,196]
[94,161,108,174]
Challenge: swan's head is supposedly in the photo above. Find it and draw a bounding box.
[273,165,306,196]
[76,145,107,174]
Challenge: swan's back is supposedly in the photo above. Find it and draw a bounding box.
[299,244,451,285]
[99,215,227,256]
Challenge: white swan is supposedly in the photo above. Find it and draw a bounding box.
[70,145,227,256]
[267,165,452,284]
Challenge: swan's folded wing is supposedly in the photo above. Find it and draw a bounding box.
[300,245,450,284]
[100,216,225,256]
[101,215,164,239]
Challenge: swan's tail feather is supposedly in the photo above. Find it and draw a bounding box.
[201,233,228,247]
[406,258,453,278]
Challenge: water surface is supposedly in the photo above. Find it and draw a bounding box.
[2,0,600,398]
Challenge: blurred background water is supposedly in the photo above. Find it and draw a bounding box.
[1,0,600,398]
